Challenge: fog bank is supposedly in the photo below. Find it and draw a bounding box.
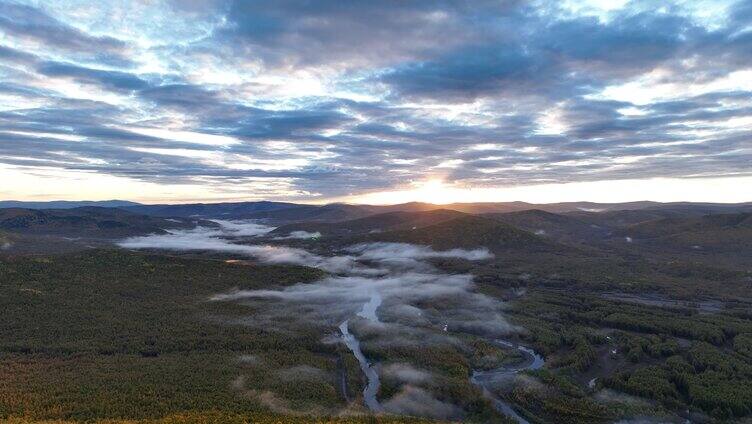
[119,221,513,419]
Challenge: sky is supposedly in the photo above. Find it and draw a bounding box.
[0,0,750,204]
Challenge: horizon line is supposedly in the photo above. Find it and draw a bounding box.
[1,198,751,207]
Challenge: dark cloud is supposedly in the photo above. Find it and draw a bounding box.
[0,45,38,65]
[0,2,126,55]
[383,44,545,101]
[0,0,750,199]
[218,0,522,67]
[227,108,355,139]
[36,62,149,91]
[138,84,220,108]
[380,9,703,101]
[542,12,688,71]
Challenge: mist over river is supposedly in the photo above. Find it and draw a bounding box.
[121,220,534,420]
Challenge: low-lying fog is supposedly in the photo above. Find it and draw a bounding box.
[119,220,517,419]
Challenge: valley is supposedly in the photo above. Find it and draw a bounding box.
[1,200,752,423]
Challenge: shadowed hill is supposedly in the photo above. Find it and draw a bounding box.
[614,213,752,255]
[240,203,374,223]
[0,200,140,209]
[110,200,752,225]
[361,201,449,213]
[127,202,382,222]
[0,207,196,238]
[567,203,752,229]
[362,215,562,253]
[566,209,689,228]
[436,201,662,214]
[269,209,465,237]
[643,202,752,215]
[620,212,752,239]
[486,209,611,243]
[123,201,297,218]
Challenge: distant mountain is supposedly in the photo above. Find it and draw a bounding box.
[363,214,559,253]
[372,201,752,215]
[566,209,691,228]
[358,202,453,214]
[126,201,457,222]
[641,202,752,215]
[358,200,752,217]
[619,212,752,237]
[269,209,464,237]
[237,203,374,223]
[122,201,298,218]
[0,207,197,238]
[614,212,752,254]
[6,199,751,224]
[486,209,611,243]
[0,200,141,209]
[123,201,378,222]
[421,201,660,214]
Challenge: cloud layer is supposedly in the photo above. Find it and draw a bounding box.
[1,0,751,200]
[119,219,509,418]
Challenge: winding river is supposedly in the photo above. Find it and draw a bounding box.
[470,339,545,424]
[341,289,545,421]
[339,292,384,412]
[341,290,544,422]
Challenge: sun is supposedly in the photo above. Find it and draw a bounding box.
[341,175,752,206]
[348,179,462,205]
[413,179,447,199]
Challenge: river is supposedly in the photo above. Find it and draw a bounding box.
[470,339,545,424]
[340,292,384,412]
[341,290,544,421]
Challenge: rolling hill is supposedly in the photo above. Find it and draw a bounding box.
[0,200,140,209]
[122,201,298,218]
[363,214,560,253]
[121,200,752,223]
[238,203,375,223]
[0,207,196,238]
[615,212,752,254]
[486,209,611,243]
[566,209,688,228]
[269,209,465,237]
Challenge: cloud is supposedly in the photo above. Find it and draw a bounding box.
[0,2,127,55]
[346,242,493,261]
[381,44,544,102]
[119,220,517,418]
[119,227,362,274]
[382,363,433,385]
[0,45,38,65]
[382,385,462,420]
[1,0,751,200]
[138,84,221,109]
[273,231,321,240]
[216,0,514,68]
[119,222,511,338]
[212,220,276,237]
[36,62,149,92]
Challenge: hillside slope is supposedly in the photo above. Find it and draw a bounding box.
[123,201,297,218]
[487,209,610,243]
[616,213,752,254]
[270,209,465,237]
[0,207,195,238]
[363,215,561,253]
